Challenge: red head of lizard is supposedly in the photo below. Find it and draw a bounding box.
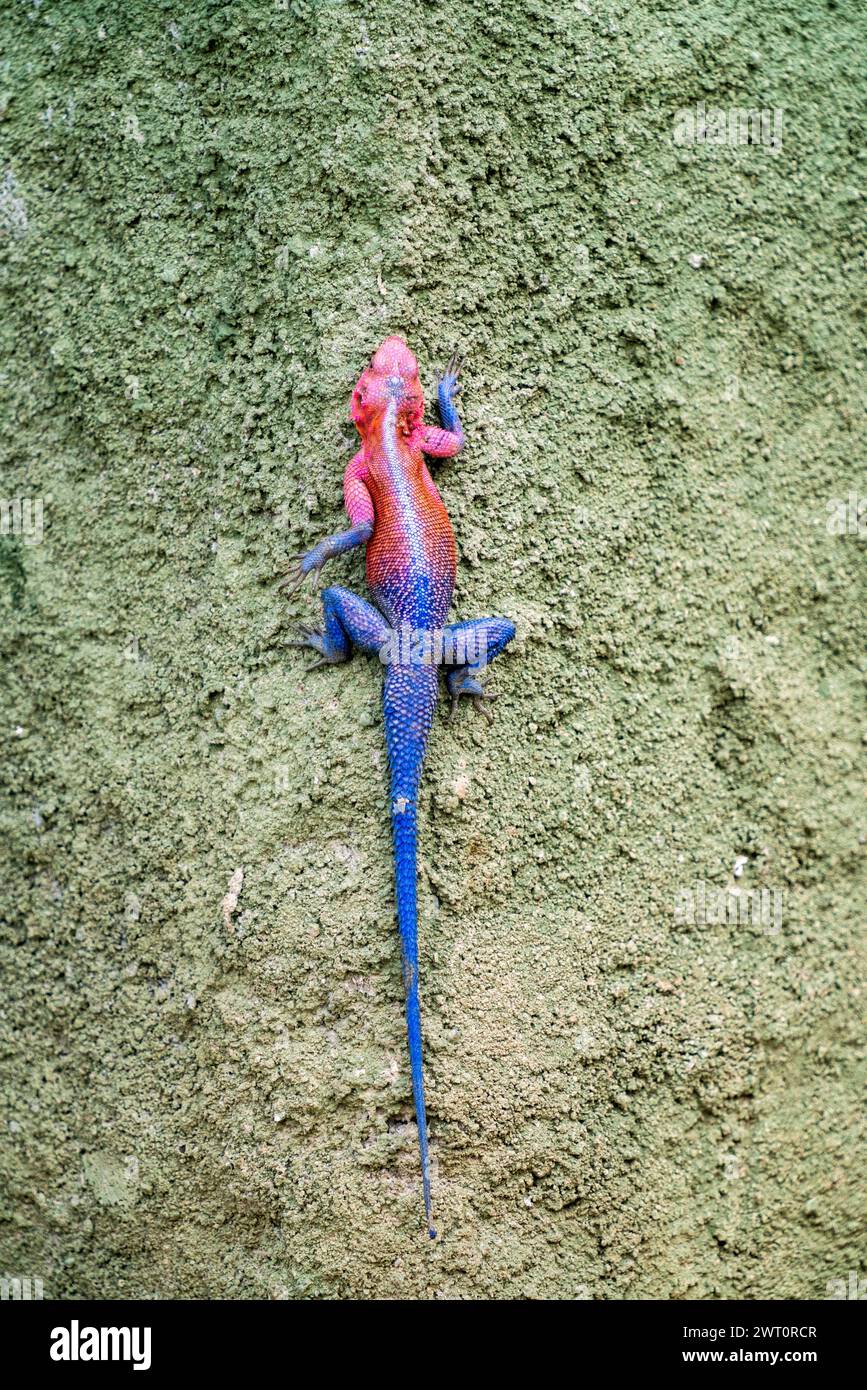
[351,335,425,439]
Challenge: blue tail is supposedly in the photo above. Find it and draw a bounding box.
[383,661,439,1238]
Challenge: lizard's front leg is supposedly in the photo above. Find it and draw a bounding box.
[278,449,374,595]
[420,350,465,458]
[440,615,516,722]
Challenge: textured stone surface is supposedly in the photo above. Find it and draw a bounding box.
[0,0,864,1298]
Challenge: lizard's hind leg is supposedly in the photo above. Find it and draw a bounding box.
[441,616,516,722]
[290,585,390,672]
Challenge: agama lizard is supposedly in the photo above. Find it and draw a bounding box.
[280,337,515,1237]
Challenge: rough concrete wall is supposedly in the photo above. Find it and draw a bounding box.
[1,0,864,1299]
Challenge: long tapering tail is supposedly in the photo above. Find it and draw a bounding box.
[383,661,439,1238]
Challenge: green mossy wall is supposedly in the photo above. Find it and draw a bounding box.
[1,0,864,1298]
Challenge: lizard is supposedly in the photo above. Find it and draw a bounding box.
[279,336,515,1237]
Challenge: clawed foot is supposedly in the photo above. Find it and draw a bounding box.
[456,692,497,724]
[275,550,324,599]
[288,624,334,673]
[447,672,497,724]
[438,348,464,402]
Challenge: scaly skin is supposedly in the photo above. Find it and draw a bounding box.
[281,337,515,1237]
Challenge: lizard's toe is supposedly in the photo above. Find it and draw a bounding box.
[447,671,497,723]
[287,622,319,648]
[473,693,497,724]
[275,556,307,596]
[276,553,322,598]
[439,348,464,393]
[288,624,349,672]
[288,624,326,656]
